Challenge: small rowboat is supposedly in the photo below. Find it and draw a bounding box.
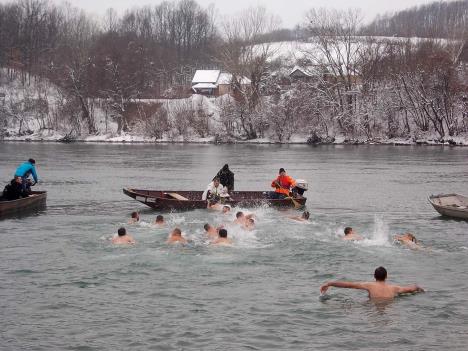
[123,188,306,211]
[428,193,468,220]
[0,191,47,219]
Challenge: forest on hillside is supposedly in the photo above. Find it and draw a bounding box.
[0,0,467,143]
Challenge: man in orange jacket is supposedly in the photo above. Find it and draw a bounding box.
[270,168,296,199]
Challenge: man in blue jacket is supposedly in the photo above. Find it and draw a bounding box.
[14,158,38,191]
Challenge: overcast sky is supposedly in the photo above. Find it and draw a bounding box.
[1,0,440,27]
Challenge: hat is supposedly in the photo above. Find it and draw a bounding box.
[279,168,285,173]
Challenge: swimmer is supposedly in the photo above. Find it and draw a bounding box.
[234,211,254,225]
[154,214,165,226]
[128,211,140,224]
[212,228,233,246]
[166,228,187,244]
[343,227,363,241]
[204,223,220,239]
[222,205,231,214]
[112,227,136,245]
[289,211,310,222]
[243,217,255,231]
[320,266,424,299]
[394,232,420,250]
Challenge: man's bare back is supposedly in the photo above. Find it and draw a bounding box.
[320,266,424,299]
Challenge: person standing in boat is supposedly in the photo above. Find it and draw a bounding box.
[214,164,234,191]
[14,158,38,192]
[202,177,229,205]
[269,168,296,199]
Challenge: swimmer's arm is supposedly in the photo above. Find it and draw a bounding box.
[396,284,424,294]
[320,281,368,294]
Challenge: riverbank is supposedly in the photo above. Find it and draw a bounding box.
[2,133,468,146]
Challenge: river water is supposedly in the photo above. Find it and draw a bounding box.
[0,143,467,350]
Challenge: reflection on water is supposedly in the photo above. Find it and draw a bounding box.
[1,143,468,350]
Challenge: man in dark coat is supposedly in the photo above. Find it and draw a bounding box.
[214,164,234,191]
[2,177,28,200]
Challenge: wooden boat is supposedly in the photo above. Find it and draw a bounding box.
[429,193,468,220]
[123,188,306,211]
[0,191,47,219]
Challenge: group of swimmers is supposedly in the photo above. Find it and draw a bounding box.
[343,226,421,249]
[112,208,258,247]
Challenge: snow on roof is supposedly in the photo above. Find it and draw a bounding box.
[217,72,251,85]
[217,72,232,85]
[192,70,220,84]
[290,65,315,77]
[192,83,217,89]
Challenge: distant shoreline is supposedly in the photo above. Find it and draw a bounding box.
[1,138,467,146]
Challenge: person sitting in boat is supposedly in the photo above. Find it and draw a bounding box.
[154,215,165,226]
[128,211,140,224]
[211,228,233,246]
[112,227,136,245]
[15,158,38,192]
[166,228,188,244]
[269,168,296,200]
[202,177,230,205]
[2,176,28,201]
[214,164,235,191]
[343,227,363,241]
[394,233,420,250]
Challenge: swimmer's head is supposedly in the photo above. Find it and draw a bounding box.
[131,211,139,220]
[405,233,417,243]
[248,218,255,225]
[374,266,387,281]
[118,227,126,237]
[155,215,164,223]
[344,227,353,235]
[236,211,244,219]
[302,211,310,219]
[222,205,231,213]
[172,228,182,236]
[219,228,228,238]
[204,223,212,232]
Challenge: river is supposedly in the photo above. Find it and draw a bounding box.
[0,143,467,350]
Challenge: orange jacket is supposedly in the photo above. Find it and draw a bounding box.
[271,175,296,195]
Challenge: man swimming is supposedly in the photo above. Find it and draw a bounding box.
[343,227,363,241]
[289,211,310,222]
[234,211,254,225]
[320,266,424,299]
[212,228,233,246]
[128,211,140,224]
[204,223,220,239]
[112,227,136,245]
[394,232,420,249]
[154,215,165,226]
[222,205,231,214]
[166,228,187,244]
[243,217,255,231]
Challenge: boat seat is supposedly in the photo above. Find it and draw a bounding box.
[164,192,189,201]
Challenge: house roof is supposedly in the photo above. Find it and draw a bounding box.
[290,65,315,77]
[192,70,220,84]
[192,83,217,89]
[217,72,251,85]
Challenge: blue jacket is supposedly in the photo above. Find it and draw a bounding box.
[15,162,38,182]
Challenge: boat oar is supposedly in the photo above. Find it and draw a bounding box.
[285,195,302,209]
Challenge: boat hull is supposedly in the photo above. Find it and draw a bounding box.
[429,194,468,220]
[0,191,47,219]
[123,188,306,211]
